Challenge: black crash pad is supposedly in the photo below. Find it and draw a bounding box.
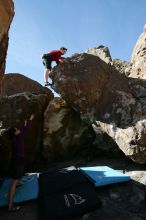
[38,167,101,220]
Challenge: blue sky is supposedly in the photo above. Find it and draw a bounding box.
[6,0,146,86]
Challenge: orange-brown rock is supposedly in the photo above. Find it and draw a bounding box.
[2,73,54,99]
[51,53,131,125]
[0,0,14,76]
[50,53,146,164]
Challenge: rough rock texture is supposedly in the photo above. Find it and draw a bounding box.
[0,92,50,174]
[0,73,54,173]
[130,24,146,79]
[85,45,112,64]
[43,97,96,162]
[2,73,54,98]
[98,119,146,163]
[51,53,146,163]
[0,0,14,76]
[112,58,132,76]
[51,53,133,124]
[85,45,132,76]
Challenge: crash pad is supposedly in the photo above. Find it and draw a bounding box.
[79,166,130,187]
[38,167,101,220]
[0,173,39,207]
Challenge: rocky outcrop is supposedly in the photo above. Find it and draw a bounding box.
[85,45,112,64]
[0,92,50,174]
[50,51,146,163]
[51,53,132,124]
[2,73,54,98]
[0,0,14,77]
[1,0,146,167]
[85,45,132,76]
[43,97,96,162]
[0,73,54,173]
[130,24,146,79]
[98,119,146,163]
[112,59,132,76]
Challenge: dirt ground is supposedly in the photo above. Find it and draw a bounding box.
[1,157,146,220]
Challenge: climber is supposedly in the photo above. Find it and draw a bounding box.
[8,114,35,211]
[42,47,67,86]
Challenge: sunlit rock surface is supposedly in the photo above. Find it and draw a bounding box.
[0,0,14,76]
[130,24,146,79]
[51,44,146,163]
[2,73,54,98]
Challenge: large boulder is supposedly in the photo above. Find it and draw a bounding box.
[43,97,96,162]
[98,119,146,164]
[50,52,146,164]
[51,53,132,125]
[2,73,54,98]
[0,73,54,174]
[0,0,14,77]
[0,92,50,174]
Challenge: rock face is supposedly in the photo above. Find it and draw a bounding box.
[112,59,132,76]
[0,73,54,173]
[130,24,146,79]
[85,45,132,76]
[98,120,146,163]
[2,73,54,98]
[51,50,146,164]
[51,53,132,125]
[85,45,112,64]
[43,97,96,162]
[1,0,146,168]
[0,92,50,174]
[0,0,14,77]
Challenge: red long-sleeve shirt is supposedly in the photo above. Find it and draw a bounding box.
[49,50,63,63]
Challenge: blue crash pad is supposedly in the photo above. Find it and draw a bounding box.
[0,173,39,207]
[79,166,130,187]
